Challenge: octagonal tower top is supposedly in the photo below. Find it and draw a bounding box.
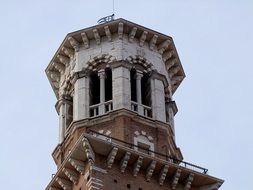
[46,18,185,99]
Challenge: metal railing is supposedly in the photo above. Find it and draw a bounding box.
[87,130,208,174]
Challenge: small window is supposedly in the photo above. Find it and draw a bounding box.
[138,142,151,154]
[127,184,131,188]
[114,179,117,183]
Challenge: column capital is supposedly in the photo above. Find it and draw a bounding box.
[136,70,143,80]
[98,69,106,78]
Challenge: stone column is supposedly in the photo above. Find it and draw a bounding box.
[58,101,66,144]
[112,64,131,110]
[151,78,166,122]
[98,69,105,114]
[73,74,89,121]
[58,98,72,143]
[136,71,143,115]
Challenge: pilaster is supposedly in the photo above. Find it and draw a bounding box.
[112,64,131,110]
[151,78,166,122]
[73,74,89,121]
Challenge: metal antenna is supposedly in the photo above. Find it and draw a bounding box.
[97,0,115,24]
[113,0,115,15]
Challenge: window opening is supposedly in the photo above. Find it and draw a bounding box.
[90,71,100,105]
[130,69,137,102]
[105,68,112,101]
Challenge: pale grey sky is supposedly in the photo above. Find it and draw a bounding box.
[0,1,252,189]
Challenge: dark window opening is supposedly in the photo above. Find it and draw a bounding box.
[90,71,100,105]
[127,184,131,189]
[114,179,117,183]
[141,73,151,107]
[105,68,112,101]
[66,102,73,128]
[139,188,143,190]
[130,69,137,102]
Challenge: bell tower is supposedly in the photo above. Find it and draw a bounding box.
[45,18,223,190]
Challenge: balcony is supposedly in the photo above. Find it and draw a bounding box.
[131,101,152,118]
[90,100,113,117]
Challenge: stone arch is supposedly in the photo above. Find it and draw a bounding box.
[85,54,116,72]
[134,130,154,156]
[125,55,155,73]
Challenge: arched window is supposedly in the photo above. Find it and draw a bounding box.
[89,68,113,117]
[134,131,154,156]
[130,68,152,117]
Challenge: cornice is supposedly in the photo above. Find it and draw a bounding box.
[46,18,185,99]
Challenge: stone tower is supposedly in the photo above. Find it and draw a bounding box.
[45,18,223,190]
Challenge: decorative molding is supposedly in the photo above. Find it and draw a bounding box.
[85,54,116,71]
[129,27,137,43]
[165,58,177,70]
[81,32,89,49]
[163,51,174,62]
[171,76,184,85]
[93,29,101,45]
[86,177,103,190]
[159,164,169,186]
[140,31,148,47]
[118,22,124,39]
[184,173,194,190]
[68,158,85,175]
[82,137,95,163]
[158,40,171,54]
[169,66,180,78]
[62,168,79,184]
[133,156,143,177]
[199,182,222,190]
[146,160,156,181]
[92,166,108,174]
[104,26,112,42]
[52,62,65,74]
[120,152,131,173]
[56,177,72,190]
[62,47,74,59]
[49,188,61,190]
[171,168,182,190]
[50,71,60,82]
[57,55,70,66]
[107,147,118,168]
[68,36,79,52]
[149,34,158,51]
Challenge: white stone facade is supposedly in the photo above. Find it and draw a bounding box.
[46,19,185,143]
